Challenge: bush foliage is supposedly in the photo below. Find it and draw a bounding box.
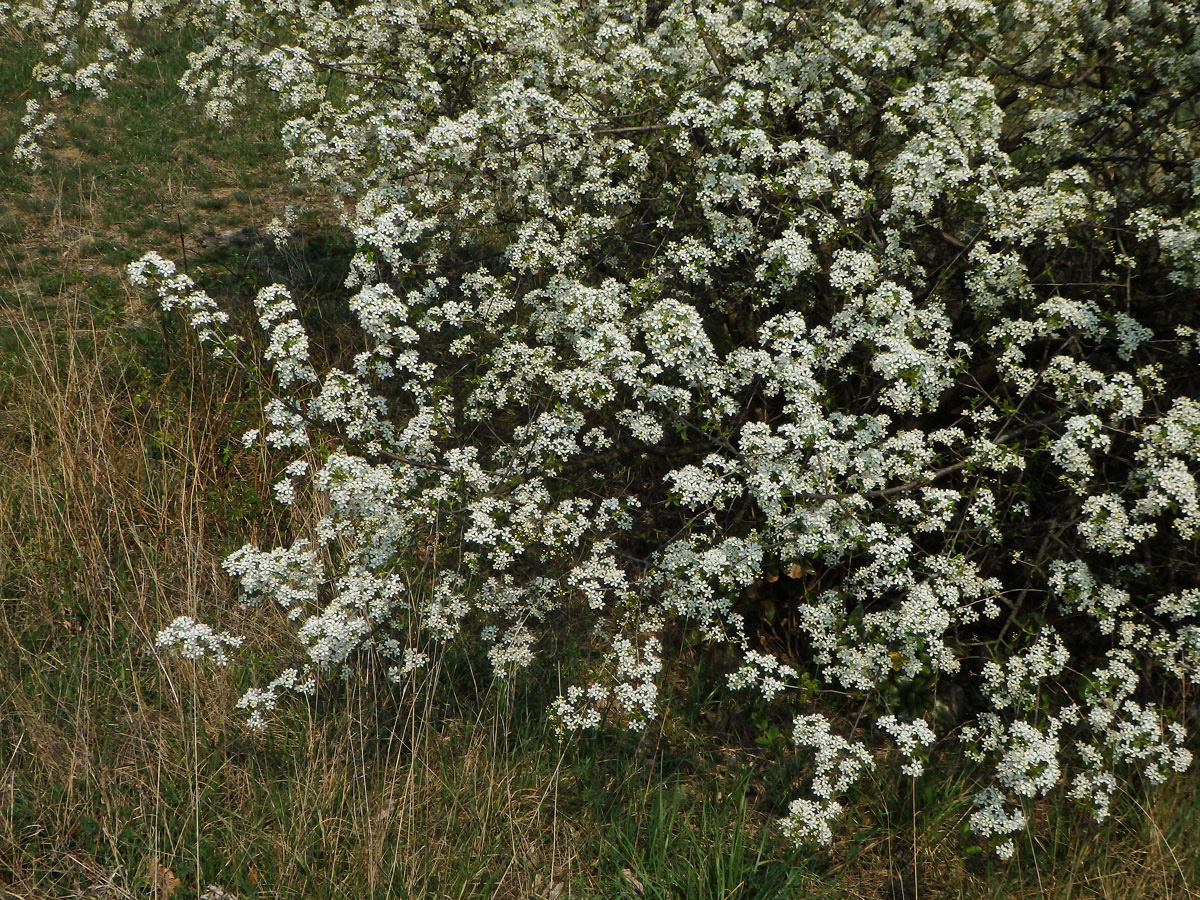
[12,0,1200,858]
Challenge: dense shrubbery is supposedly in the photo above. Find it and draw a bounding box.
[12,0,1200,858]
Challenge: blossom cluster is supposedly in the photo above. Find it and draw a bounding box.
[155,616,244,667]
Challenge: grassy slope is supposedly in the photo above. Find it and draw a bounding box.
[1,21,1198,900]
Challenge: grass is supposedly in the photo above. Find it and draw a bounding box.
[2,19,1199,900]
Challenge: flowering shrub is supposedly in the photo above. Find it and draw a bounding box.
[12,0,1200,855]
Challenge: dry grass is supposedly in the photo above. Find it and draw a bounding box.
[0,282,540,889]
[0,298,579,899]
